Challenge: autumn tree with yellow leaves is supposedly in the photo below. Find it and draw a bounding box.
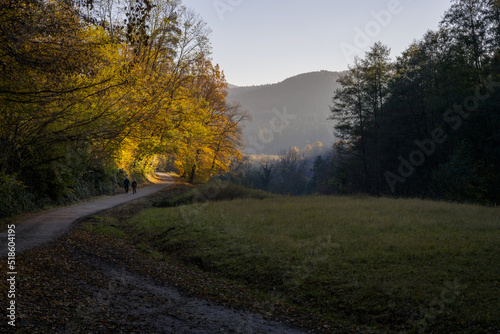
[0,0,246,217]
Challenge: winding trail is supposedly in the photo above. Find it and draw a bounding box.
[64,250,309,334]
[1,173,175,254]
[1,173,311,333]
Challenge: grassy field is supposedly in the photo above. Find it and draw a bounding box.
[126,191,500,333]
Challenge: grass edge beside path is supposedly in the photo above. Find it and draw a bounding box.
[125,189,500,334]
[2,182,498,333]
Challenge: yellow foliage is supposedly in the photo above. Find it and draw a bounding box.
[0,0,245,184]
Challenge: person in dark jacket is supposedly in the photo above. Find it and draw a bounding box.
[131,180,137,194]
[124,177,130,193]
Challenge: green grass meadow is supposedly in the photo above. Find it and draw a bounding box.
[127,193,500,333]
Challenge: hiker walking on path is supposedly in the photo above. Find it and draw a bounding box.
[0,173,174,254]
[124,177,130,193]
[132,180,137,194]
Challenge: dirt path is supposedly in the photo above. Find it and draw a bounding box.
[1,174,312,333]
[63,247,309,334]
[1,173,175,254]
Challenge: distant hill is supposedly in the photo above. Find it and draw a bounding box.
[227,71,345,155]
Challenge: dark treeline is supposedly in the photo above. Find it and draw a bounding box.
[232,0,500,204]
[229,149,310,196]
[330,0,500,203]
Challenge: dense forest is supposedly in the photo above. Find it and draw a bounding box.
[2,0,499,220]
[0,0,247,218]
[232,0,500,204]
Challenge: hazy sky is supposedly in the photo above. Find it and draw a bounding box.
[181,0,453,87]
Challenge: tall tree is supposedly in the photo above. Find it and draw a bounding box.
[330,58,370,192]
[330,43,392,194]
[361,42,392,192]
[440,0,492,79]
[0,0,247,214]
[0,0,130,196]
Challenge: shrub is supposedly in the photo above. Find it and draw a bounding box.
[155,181,273,208]
[0,172,38,219]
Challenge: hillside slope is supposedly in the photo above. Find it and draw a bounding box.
[228,71,345,155]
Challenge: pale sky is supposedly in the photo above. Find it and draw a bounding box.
[181,0,452,87]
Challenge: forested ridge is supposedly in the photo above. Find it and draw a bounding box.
[233,0,500,204]
[0,0,246,218]
[227,71,343,155]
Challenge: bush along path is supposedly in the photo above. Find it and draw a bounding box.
[0,182,311,333]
